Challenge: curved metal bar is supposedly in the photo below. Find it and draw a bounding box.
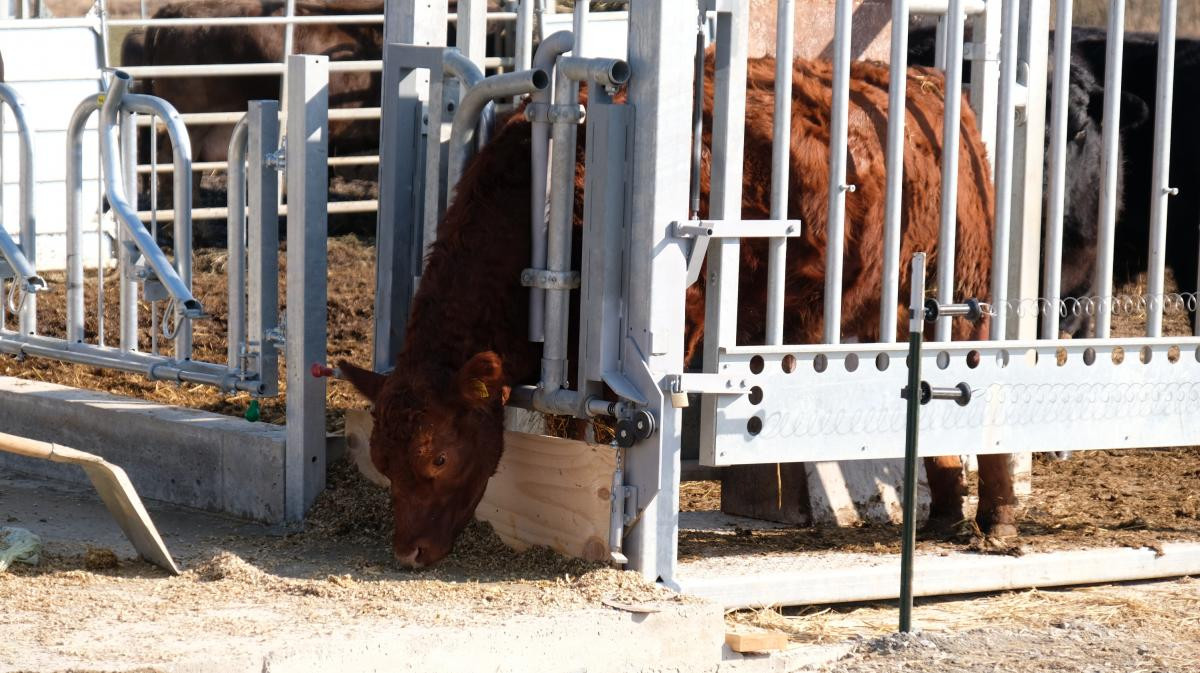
[99,71,203,330]
[445,68,550,200]
[0,82,47,336]
[441,48,494,146]
[528,30,575,343]
[65,94,103,344]
[226,116,249,372]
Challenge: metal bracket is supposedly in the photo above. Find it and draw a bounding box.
[520,268,581,290]
[673,219,802,287]
[523,101,586,124]
[265,146,286,171]
[663,372,752,396]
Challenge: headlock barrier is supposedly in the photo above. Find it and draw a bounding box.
[3,0,1199,609]
[375,0,1200,606]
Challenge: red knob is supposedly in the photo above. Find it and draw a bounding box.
[311,363,335,378]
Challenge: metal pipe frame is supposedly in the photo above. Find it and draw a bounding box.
[65,94,102,344]
[246,100,282,398]
[934,0,966,342]
[442,48,493,145]
[445,68,549,202]
[0,82,46,335]
[822,0,853,345]
[539,56,629,403]
[880,0,910,342]
[1145,0,1178,337]
[988,0,1020,339]
[122,91,197,359]
[1093,0,1126,338]
[1041,0,1074,339]
[226,116,249,373]
[766,0,794,345]
[0,332,263,393]
[528,31,575,342]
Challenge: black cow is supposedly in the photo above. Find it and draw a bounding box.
[1071,29,1200,332]
[908,24,1149,336]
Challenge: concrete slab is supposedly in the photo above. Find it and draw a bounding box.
[0,376,288,523]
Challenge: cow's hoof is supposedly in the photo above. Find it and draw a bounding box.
[921,512,966,539]
[976,505,1019,539]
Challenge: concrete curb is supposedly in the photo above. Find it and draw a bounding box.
[0,376,287,522]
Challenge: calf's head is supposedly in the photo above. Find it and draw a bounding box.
[339,352,510,567]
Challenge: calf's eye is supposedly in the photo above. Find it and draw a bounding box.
[433,453,447,467]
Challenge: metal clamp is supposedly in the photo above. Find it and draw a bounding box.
[520,268,581,290]
[900,380,973,407]
[523,102,586,124]
[923,297,984,323]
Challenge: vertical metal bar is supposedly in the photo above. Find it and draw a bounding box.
[96,99,106,348]
[66,97,100,344]
[1146,0,1177,337]
[1041,0,1074,339]
[934,15,947,69]
[1094,0,1125,338]
[766,0,794,345]
[622,0,697,583]
[285,54,329,520]
[373,2,447,372]
[119,109,138,352]
[571,0,590,56]
[226,117,249,372]
[420,63,448,268]
[881,0,909,343]
[0,87,39,335]
[515,0,535,102]
[823,0,853,345]
[699,1,749,465]
[247,100,280,396]
[689,10,705,218]
[934,0,965,342]
[280,0,297,116]
[899,252,926,634]
[968,0,1000,166]
[149,113,158,354]
[988,0,1019,340]
[459,0,488,71]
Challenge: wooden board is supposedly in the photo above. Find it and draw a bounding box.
[475,431,616,563]
[724,631,788,653]
[343,409,389,488]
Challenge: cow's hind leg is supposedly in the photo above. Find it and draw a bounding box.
[923,455,966,529]
[975,453,1018,537]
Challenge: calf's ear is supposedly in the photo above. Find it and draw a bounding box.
[339,360,387,403]
[456,351,511,408]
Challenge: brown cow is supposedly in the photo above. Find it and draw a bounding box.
[339,55,1012,567]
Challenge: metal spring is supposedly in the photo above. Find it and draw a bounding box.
[978,293,1200,319]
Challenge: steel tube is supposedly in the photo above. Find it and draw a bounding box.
[823,0,853,345]
[767,0,794,345]
[135,199,379,222]
[0,83,45,335]
[881,0,909,342]
[135,154,379,175]
[133,106,383,127]
[65,95,101,344]
[1094,0,1126,338]
[124,92,196,359]
[689,12,705,218]
[0,334,263,393]
[571,0,589,56]
[446,69,548,199]
[1041,0,1074,339]
[988,0,1020,340]
[899,252,926,633]
[227,117,249,372]
[118,109,138,352]
[99,72,203,328]
[515,0,534,73]
[909,0,985,14]
[442,49,493,146]
[527,31,574,342]
[934,0,966,342]
[540,57,630,397]
[1146,0,1177,337]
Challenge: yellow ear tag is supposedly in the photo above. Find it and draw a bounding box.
[471,378,490,399]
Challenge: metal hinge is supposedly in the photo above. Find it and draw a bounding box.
[523,101,586,124]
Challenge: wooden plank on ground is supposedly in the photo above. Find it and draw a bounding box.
[476,431,616,563]
[725,631,788,653]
